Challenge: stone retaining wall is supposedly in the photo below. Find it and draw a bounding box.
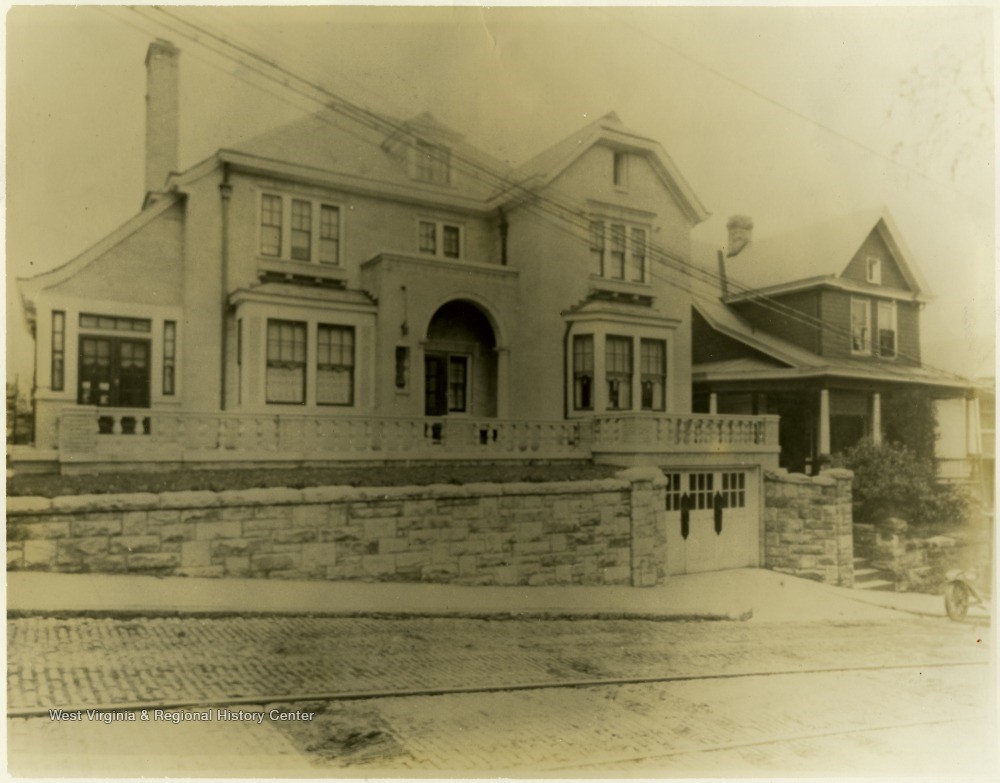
[763,468,854,587]
[6,468,667,587]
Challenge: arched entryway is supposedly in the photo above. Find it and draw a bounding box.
[424,300,498,417]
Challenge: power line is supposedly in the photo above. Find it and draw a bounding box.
[115,7,971,385]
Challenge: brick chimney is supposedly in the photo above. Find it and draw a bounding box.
[144,39,180,197]
[726,215,754,257]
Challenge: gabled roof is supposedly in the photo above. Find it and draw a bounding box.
[509,111,709,223]
[17,194,184,319]
[720,206,931,300]
[229,109,511,204]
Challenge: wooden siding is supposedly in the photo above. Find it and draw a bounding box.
[691,308,783,365]
[730,290,821,354]
[820,289,921,365]
[841,228,910,290]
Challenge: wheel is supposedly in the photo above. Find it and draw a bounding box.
[945,581,970,621]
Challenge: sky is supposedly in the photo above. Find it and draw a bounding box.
[5,4,996,387]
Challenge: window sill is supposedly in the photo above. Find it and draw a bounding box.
[257,257,348,282]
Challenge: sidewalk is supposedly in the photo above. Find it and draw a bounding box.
[6,568,947,622]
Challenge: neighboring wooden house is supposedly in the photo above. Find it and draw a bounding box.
[692,211,980,479]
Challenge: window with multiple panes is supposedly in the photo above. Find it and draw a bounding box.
[418,220,462,259]
[319,205,341,265]
[877,300,897,359]
[162,321,176,395]
[721,472,746,508]
[605,335,633,410]
[260,194,283,257]
[588,221,649,282]
[79,314,151,332]
[664,472,682,511]
[629,228,647,283]
[448,356,468,412]
[573,335,594,410]
[851,298,871,355]
[689,472,715,510]
[266,320,306,404]
[413,140,451,184]
[51,311,65,391]
[316,325,354,405]
[290,199,312,261]
[260,194,341,265]
[640,338,666,411]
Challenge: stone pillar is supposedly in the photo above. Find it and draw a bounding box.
[871,392,882,445]
[818,388,831,456]
[615,467,667,587]
[709,392,718,414]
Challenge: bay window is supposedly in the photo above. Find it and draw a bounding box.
[606,335,633,410]
[316,325,354,405]
[266,320,306,404]
[573,335,594,410]
[640,338,666,411]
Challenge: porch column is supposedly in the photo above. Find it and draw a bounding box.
[708,392,718,414]
[818,388,831,456]
[496,346,510,419]
[967,395,982,455]
[871,392,882,445]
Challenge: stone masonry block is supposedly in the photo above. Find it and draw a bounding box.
[273,528,317,545]
[493,565,518,585]
[242,518,287,535]
[350,503,403,519]
[181,541,213,568]
[23,540,56,568]
[251,553,296,572]
[180,507,223,524]
[363,518,397,540]
[362,554,396,577]
[70,517,122,537]
[225,556,251,577]
[195,521,243,540]
[301,543,338,569]
[121,511,149,535]
[19,521,71,539]
[292,505,328,527]
[378,537,410,555]
[57,537,109,562]
[159,523,197,544]
[127,552,181,570]
[110,535,162,554]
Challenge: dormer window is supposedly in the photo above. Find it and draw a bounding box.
[866,256,882,284]
[412,140,451,184]
[613,151,628,189]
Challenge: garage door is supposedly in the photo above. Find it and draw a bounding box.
[663,469,760,575]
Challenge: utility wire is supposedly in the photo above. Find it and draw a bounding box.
[117,6,972,384]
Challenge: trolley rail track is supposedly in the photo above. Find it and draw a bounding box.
[7,659,987,719]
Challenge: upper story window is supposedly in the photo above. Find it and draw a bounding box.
[259,193,342,266]
[851,298,871,355]
[640,338,666,411]
[80,313,151,332]
[418,220,462,259]
[589,220,648,283]
[412,140,451,184]
[866,256,882,284]
[877,300,897,359]
[613,151,629,189]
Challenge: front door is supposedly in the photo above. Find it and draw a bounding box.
[424,354,447,416]
[78,337,150,408]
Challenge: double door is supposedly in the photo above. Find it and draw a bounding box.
[665,469,759,575]
[77,336,150,408]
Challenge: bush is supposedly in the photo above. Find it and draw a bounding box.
[834,439,973,530]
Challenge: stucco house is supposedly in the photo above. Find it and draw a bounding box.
[691,211,983,486]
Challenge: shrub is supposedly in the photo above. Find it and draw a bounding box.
[834,439,973,530]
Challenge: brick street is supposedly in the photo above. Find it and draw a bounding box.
[7,610,993,774]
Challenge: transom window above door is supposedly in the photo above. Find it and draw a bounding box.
[259,193,342,266]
